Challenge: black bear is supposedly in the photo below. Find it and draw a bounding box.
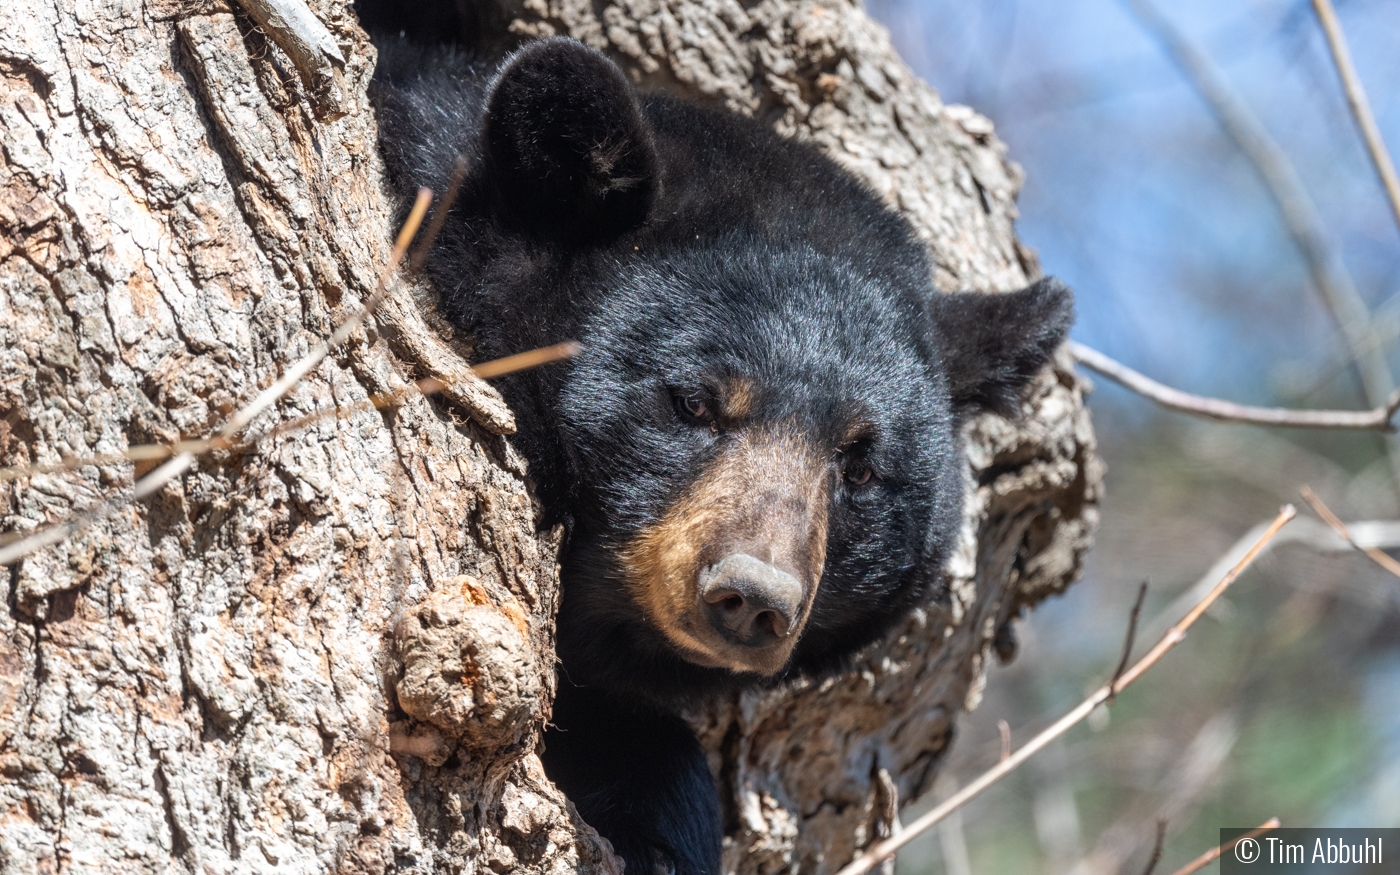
[365,18,1072,875]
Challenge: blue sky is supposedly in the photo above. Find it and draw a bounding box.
[868,0,1400,412]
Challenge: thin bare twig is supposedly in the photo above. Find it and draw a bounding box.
[1120,0,1400,490]
[0,171,501,489]
[224,188,434,440]
[409,159,467,272]
[1300,486,1400,579]
[269,342,580,439]
[1,444,204,484]
[1166,817,1280,875]
[1070,342,1400,431]
[1140,515,1400,649]
[996,720,1011,763]
[0,342,579,488]
[1311,0,1400,236]
[1108,580,1149,704]
[1141,819,1168,875]
[0,190,433,567]
[834,506,1297,875]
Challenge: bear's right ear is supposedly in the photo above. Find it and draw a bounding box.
[482,38,658,239]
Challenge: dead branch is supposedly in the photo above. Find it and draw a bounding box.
[0,168,534,491]
[267,343,578,439]
[374,162,517,434]
[0,190,432,567]
[1141,819,1168,875]
[834,505,1297,875]
[1166,818,1281,875]
[0,343,579,486]
[1108,581,1149,704]
[1141,514,1400,649]
[234,0,347,120]
[1069,341,1400,431]
[1311,0,1400,236]
[1300,486,1400,579]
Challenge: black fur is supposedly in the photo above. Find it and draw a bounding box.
[543,683,723,874]
[368,27,1072,875]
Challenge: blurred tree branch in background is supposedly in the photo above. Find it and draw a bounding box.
[1302,485,1400,578]
[1121,0,1400,494]
[1071,341,1400,430]
[1310,0,1400,236]
[1166,818,1282,875]
[840,507,1296,875]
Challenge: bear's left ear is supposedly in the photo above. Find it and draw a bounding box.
[482,38,658,239]
[929,277,1075,415]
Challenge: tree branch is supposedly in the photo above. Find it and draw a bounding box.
[834,506,1297,875]
[1311,0,1400,237]
[0,343,578,487]
[1140,819,1168,875]
[1300,486,1400,579]
[1070,341,1400,431]
[1108,581,1149,704]
[1167,818,1281,875]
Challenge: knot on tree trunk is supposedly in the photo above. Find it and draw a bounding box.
[394,579,542,752]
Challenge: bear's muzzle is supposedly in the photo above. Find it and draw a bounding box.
[622,425,829,675]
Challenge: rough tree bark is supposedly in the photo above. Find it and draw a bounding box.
[0,0,1100,873]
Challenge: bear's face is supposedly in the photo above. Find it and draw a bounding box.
[560,241,961,676]
[393,36,1073,691]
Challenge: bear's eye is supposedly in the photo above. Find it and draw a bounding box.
[843,459,874,487]
[674,391,715,426]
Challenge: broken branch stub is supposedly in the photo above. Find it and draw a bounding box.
[235,0,349,120]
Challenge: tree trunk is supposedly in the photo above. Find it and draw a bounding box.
[0,1,1100,873]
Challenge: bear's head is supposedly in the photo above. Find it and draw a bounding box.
[454,38,1073,699]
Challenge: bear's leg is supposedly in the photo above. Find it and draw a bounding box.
[542,682,722,875]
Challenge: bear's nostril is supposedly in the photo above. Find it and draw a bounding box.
[721,595,744,612]
[753,610,786,639]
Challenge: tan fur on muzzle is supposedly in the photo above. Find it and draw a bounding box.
[622,427,830,674]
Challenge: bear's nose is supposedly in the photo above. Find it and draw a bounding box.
[698,554,804,648]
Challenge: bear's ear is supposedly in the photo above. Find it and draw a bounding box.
[482,38,658,239]
[929,277,1074,415]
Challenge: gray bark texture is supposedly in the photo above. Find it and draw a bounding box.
[0,0,1101,873]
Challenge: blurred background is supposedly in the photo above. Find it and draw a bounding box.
[858,0,1400,872]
